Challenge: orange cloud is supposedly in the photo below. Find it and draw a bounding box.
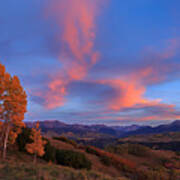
[46,78,68,109]
[98,73,162,111]
[99,79,145,110]
[98,39,179,113]
[43,0,104,108]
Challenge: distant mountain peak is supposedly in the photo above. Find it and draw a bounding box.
[25,120,180,138]
[171,120,180,125]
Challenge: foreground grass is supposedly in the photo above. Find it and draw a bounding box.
[0,161,127,180]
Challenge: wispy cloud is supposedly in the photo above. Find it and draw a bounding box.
[41,0,105,109]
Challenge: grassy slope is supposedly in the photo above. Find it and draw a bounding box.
[49,138,180,179]
[0,161,120,180]
[1,137,180,180]
[0,140,128,180]
[0,150,126,180]
[50,139,124,178]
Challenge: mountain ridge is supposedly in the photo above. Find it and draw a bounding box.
[25,120,180,138]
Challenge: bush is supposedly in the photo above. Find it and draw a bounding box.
[85,146,136,173]
[16,127,32,151]
[43,140,56,163]
[56,149,91,170]
[127,144,150,157]
[86,146,99,156]
[156,156,171,166]
[100,156,111,166]
[53,136,77,147]
[106,144,128,155]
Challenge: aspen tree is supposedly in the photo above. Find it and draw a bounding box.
[0,63,27,159]
[26,122,46,164]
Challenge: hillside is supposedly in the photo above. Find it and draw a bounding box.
[49,138,126,178]
[0,155,116,180]
[0,138,125,180]
[119,132,180,143]
[1,131,180,180]
[116,132,180,152]
[49,137,180,179]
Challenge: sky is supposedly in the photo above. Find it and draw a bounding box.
[0,0,180,126]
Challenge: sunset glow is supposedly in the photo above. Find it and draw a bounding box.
[1,0,180,125]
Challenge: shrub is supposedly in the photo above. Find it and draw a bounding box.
[16,127,32,152]
[127,144,150,157]
[43,140,56,163]
[156,156,171,166]
[86,146,99,156]
[77,144,86,150]
[56,149,92,170]
[106,144,128,155]
[53,136,77,147]
[86,146,136,173]
[100,155,111,166]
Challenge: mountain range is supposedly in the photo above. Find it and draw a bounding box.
[26,120,180,138]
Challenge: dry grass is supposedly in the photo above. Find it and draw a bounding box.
[49,138,123,178]
[1,137,180,180]
[0,161,122,180]
[48,138,180,179]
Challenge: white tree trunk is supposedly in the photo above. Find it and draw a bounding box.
[2,124,10,160]
[33,152,37,164]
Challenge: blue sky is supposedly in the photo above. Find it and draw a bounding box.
[1,0,180,125]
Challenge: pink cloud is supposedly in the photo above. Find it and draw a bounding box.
[96,39,180,121]
[42,0,105,109]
